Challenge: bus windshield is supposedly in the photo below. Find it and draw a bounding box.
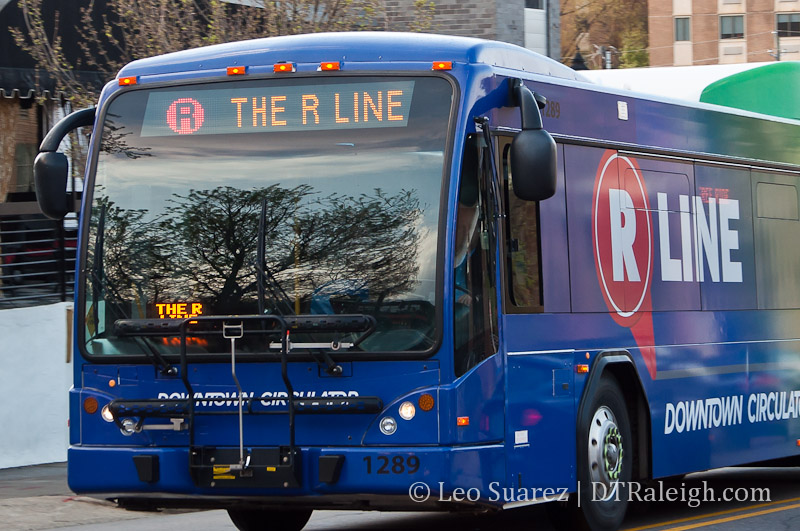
[82,75,453,358]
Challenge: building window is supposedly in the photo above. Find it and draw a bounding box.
[777,14,800,37]
[525,0,544,9]
[720,15,744,39]
[675,18,690,41]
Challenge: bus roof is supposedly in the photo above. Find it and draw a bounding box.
[700,61,800,120]
[116,32,582,81]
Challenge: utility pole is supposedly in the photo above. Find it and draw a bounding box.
[769,31,782,61]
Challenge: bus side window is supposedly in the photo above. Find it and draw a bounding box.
[453,135,499,377]
[754,177,800,309]
[501,140,543,311]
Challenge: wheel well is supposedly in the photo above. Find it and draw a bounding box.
[603,360,652,481]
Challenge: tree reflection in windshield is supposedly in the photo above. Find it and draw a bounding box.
[163,185,421,314]
[87,184,423,337]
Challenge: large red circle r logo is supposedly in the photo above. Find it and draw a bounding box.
[592,150,657,378]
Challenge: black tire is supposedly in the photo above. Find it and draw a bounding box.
[574,375,632,531]
[227,508,313,531]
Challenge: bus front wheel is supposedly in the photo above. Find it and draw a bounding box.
[576,375,632,530]
[227,508,312,531]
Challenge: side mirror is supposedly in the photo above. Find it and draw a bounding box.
[508,79,557,202]
[34,107,96,220]
[34,152,70,219]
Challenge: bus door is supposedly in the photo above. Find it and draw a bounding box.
[497,134,577,495]
[451,129,505,446]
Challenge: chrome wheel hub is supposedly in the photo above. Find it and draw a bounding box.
[588,405,624,501]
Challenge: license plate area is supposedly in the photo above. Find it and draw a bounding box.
[190,446,301,488]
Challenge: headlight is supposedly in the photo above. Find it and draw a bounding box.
[398,401,416,421]
[120,418,138,436]
[101,405,115,423]
[379,416,397,435]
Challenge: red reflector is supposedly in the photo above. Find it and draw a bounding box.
[432,61,452,71]
[118,76,138,86]
[320,61,340,71]
[457,416,469,426]
[273,62,296,73]
[227,66,246,76]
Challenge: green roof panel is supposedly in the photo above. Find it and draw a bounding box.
[700,62,800,120]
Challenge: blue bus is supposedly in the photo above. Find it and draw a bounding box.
[34,33,800,531]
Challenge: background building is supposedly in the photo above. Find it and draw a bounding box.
[384,0,561,59]
[650,0,800,67]
[0,0,108,307]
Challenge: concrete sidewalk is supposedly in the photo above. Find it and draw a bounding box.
[0,462,170,531]
[0,462,70,499]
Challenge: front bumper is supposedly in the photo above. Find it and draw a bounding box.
[68,443,506,511]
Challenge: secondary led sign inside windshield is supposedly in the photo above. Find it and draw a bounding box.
[141,81,415,137]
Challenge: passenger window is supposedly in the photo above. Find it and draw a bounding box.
[756,182,798,220]
[753,175,800,309]
[501,140,543,310]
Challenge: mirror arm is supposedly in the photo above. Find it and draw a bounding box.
[39,107,96,152]
[509,78,546,131]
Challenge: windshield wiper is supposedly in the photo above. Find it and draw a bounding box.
[90,204,106,336]
[256,198,295,316]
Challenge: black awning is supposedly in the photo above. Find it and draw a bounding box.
[0,67,56,98]
[0,67,111,99]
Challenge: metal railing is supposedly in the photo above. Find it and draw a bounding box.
[0,205,77,308]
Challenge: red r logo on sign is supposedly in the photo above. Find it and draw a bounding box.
[592,150,657,378]
[166,98,205,135]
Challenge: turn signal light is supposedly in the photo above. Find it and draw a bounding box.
[118,76,138,86]
[418,393,435,412]
[576,364,590,374]
[83,397,99,415]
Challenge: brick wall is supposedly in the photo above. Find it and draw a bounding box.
[649,0,798,66]
[649,0,674,67]
[495,0,524,46]
[384,0,527,45]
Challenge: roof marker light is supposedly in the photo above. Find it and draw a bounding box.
[432,61,452,71]
[118,76,138,86]
[227,66,247,76]
[320,61,341,71]
[273,62,296,73]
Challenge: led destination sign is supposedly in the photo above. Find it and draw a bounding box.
[141,81,415,137]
